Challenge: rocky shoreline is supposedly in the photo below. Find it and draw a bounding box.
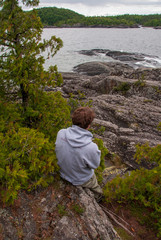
[0,61,161,240]
[43,25,161,29]
[78,49,161,69]
[59,61,161,170]
[43,24,140,28]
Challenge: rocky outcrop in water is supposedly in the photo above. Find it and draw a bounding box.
[78,49,161,68]
[60,61,161,169]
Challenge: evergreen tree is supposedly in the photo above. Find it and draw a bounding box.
[0,0,72,204]
[0,0,63,109]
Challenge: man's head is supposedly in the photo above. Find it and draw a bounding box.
[72,107,95,129]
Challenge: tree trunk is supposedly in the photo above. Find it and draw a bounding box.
[20,83,29,110]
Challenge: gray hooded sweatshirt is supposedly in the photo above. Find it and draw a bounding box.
[55,125,101,185]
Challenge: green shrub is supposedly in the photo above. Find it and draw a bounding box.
[94,138,108,183]
[104,167,161,206]
[23,91,71,141]
[157,122,161,131]
[134,74,146,87]
[72,203,84,215]
[0,99,22,132]
[57,204,67,216]
[0,0,72,205]
[0,126,59,204]
[113,82,130,94]
[91,124,106,136]
[68,91,93,113]
[0,92,72,204]
[104,143,161,237]
[135,142,161,165]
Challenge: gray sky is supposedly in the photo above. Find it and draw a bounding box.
[26,0,161,16]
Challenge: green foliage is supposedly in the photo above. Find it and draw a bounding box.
[104,143,161,237]
[104,167,161,205]
[134,142,161,165]
[72,203,84,215]
[36,7,84,26]
[0,125,59,204]
[0,0,40,8]
[57,204,67,216]
[134,74,146,87]
[113,82,131,95]
[0,0,71,205]
[68,92,93,113]
[153,86,161,94]
[94,138,108,183]
[157,122,161,131]
[91,125,106,136]
[0,93,72,204]
[0,0,75,207]
[0,99,22,132]
[35,8,161,27]
[23,91,71,141]
[0,91,72,204]
[0,1,63,109]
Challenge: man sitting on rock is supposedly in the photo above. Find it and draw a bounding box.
[55,106,103,197]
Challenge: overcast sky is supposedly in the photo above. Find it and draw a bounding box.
[27,0,161,16]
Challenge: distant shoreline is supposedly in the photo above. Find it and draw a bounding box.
[43,25,161,29]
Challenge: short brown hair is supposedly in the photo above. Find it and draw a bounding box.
[72,107,95,129]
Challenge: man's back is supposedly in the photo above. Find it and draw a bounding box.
[55,125,101,185]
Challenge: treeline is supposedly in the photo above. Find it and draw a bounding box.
[36,7,161,27]
[36,7,84,26]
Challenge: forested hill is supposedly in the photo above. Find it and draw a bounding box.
[36,7,84,26]
[35,7,161,28]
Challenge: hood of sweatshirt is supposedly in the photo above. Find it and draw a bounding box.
[65,125,93,148]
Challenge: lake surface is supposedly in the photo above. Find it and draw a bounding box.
[42,28,161,72]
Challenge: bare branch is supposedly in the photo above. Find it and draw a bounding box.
[99,204,135,237]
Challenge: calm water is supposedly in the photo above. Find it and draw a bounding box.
[42,28,161,72]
